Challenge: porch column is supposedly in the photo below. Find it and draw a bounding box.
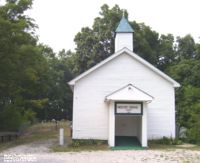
[142,102,148,147]
[108,101,115,147]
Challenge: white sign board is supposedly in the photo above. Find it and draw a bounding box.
[116,103,142,114]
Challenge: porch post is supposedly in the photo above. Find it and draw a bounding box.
[142,102,148,147]
[108,101,115,147]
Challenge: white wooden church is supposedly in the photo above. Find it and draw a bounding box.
[68,16,180,147]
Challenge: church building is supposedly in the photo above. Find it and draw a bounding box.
[68,16,180,147]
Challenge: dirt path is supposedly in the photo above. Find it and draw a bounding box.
[0,141,200,163]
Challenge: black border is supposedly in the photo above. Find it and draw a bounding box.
[115,101,143,115]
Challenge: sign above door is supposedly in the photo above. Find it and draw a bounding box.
[115,102,143,115]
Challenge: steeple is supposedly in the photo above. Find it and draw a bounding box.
[115,16,134,52]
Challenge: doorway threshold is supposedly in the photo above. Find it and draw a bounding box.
[112,136,146,150]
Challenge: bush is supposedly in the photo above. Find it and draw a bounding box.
[0,106,23,131]
[0,106,36,132]
[172,138,183,145]
[149,136,183,145]
[186,123,200,145]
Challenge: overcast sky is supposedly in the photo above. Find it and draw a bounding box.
[23,0,200,52]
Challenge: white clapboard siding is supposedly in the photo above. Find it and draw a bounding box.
[115,33,133,52]
[72,52,176,140]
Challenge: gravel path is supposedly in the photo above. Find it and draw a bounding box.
[1,141,200,163]
[1,139,54,154]
[35,150,200,163]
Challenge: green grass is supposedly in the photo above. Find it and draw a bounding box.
[0,121,70,152]
[50,139,108,152]
[51,144,109,152]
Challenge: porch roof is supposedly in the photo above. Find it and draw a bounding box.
[105,84,154,102]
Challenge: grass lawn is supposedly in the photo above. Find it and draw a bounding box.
[51,144,109,152]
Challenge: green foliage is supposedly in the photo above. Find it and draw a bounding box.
[43,49,73,120]
[157,34,175,70]
[187,121,200,145]
[0,106,23,131]
[0,0,73,132]
[22,109,36,123]
[149,137,183,145]
[73,4,123,74]
[133,21,159,66]
[168,60,200,144]
[0,104,37,131]
[176,35,196,60]
[0,0,40,131]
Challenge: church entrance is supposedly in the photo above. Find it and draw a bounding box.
[106,84,152,147]
[115,115,142,148]
[114,102,143,148]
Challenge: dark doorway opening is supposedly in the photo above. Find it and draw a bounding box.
[114,115,142,149]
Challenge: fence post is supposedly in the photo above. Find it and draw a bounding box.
[59,128,64,146]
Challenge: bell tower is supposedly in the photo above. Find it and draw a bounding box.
[115,16,134,52]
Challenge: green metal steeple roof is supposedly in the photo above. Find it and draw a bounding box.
[115,16,134,33]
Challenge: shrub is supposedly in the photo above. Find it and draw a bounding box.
[0,106,23,131]
[0,106,36,132]
[171,138,183,145]
[149,136,182,145]
[186,122,200,145]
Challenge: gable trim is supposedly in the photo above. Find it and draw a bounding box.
[105,83,154,102]
[68,48,180,87]
[105,84,154,101]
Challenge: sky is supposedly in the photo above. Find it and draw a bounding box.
[20,0,200,52]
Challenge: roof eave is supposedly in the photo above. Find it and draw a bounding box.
[116,31,134,33]
[68,80,75,86]
[105,98,152,102]
[67,48,127,86]
[67,47,181,88]
[173,82,181,88]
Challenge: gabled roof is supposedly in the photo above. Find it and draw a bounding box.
[68,48,180,87]
[115,16,134,33]
[105,84,154,102]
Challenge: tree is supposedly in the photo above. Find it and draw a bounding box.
[157,34,175,70]
[0,1,74,127]
[176,35,196,60]
[0,0,49,130]
[43,48,73,120]
[167,59,200,144]
[74,4,123,74]
[132,22,160,66]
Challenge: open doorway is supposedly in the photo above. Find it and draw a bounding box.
[115,115,142,147]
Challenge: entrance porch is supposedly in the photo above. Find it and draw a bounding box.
[105,84,153,147]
